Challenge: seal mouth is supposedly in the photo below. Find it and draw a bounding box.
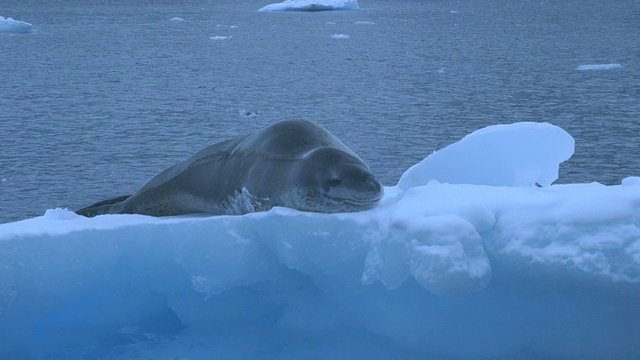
[343,198,381,207]
[326,192,384,208]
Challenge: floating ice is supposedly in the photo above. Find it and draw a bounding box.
[0,16,33,34]
[169,17,184,22]
[239,109,258,118]
[575,63,623,71]
[1,122,639,359]
[210,35,231,41]
[258,0,359,12]
[331,33,350,39]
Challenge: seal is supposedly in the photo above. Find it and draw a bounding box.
[76,120,383,217]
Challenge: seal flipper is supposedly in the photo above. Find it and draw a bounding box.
[76,195,131,217]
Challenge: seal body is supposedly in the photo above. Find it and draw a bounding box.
[76,120,383,217]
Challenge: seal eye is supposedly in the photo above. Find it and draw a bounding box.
[328,178,341,188]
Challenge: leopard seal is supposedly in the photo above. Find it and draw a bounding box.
[76,119,383,217]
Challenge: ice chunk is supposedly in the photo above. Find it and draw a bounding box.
[258,0,359,12]
[330,33,350,39]
[398,122,574,189]
[1,122,639,359]
[0,16,33,34]
[575,63,623,71]
[210,35,231,41]
[239,109,258,118]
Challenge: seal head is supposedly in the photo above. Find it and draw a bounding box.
[289,147,383,212]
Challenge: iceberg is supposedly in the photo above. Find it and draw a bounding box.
[0,16,34,34]
[575,63,623,71]
[1,122,639,359]
[258,0,359,12]
[209,35,231,41]
[331,33,350,39]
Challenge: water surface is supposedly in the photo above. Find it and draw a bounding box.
[1,0,638,223]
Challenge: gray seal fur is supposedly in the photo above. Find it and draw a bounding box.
[76,120,383,217]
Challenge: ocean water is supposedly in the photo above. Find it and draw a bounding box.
[1,0,639,224]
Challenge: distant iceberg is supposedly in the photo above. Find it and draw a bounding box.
[210,35,231,41]
[1,122,639,359]
[331,33,350,39]
[575,63,623,71]
[258,0,359,12]
[0,16,33,34]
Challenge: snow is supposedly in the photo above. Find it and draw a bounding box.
[258,0,359,12]
[331,33,350,39]
[398,122,574,189]
[0,16,34,34]
[1,122,639,359]
[575,63,623,71]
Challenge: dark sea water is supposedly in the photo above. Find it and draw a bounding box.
[1,0,639,224]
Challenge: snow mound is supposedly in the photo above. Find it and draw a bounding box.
[398,122,574,189]
[575,63,623,71]
[0,16,33,34]
[258,0,359,12]
[1,122,639,359]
